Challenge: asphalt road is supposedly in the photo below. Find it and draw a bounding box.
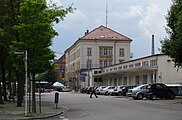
[41,91,182,120]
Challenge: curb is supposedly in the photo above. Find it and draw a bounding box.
[18,103,69,120]
[21,112,64,120]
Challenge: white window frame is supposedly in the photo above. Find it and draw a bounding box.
[119,48,125,57]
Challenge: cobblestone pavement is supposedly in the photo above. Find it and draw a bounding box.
[0,99,65,120]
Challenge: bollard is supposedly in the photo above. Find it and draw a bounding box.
[55,92,59,109]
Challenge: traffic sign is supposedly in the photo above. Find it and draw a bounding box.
[14,51,25,55]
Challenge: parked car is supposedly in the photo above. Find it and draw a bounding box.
[96,86,106,95]
[126,84,149,100]
[122,85,137,96]
[165,83,182,96]
[100,86,115,95]
[62,86,71,92]
[108,87,117,95]
[85,87,92,94]
[113,85,126,96]
[146,83,175,100]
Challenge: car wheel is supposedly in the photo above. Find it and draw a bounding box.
[169,93,175,99]
[105,91,108,96]
[137,93,144,100]
[150,94,156,100]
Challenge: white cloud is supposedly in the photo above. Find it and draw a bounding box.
[51,0,171,59]
[139,4,165,36]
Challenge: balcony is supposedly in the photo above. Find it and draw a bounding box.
[99,55,113,60]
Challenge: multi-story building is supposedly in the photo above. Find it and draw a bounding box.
[92,54,182,86]
[65,25,132,89]
[54,54,66,84]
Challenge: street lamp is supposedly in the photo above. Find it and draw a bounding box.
[14,50,28,116]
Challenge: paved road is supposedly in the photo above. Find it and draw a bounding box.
[42,91,182,120]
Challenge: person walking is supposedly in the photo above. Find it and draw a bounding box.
[90,85,98,98]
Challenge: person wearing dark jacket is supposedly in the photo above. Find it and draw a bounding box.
[90,86,98,98]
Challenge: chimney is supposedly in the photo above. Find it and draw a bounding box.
[85,30,89,35]
[151,35,155,55]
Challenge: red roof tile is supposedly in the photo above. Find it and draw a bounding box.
[80,25,132,41]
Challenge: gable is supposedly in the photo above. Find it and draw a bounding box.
[80,25,132,41]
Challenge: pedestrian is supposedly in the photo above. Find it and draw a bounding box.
[90,85,98,98]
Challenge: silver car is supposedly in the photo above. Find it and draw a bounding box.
[96,86,106,95]
[126,84,149,100]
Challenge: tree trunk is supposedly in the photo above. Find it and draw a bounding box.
[0,71,3,104]
[8,65,12,96]
[0,47,7,101]
[16,71,22,107]
[2,63,7,101]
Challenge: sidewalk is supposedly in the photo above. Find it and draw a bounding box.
[0,100,65,120]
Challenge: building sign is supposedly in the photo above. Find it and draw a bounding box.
[72,77,77,83]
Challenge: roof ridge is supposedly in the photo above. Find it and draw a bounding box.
[80,25,105,39]
[80,25,132,41]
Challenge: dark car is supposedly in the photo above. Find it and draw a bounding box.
[146,83,175,100]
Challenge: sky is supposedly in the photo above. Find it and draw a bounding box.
[50,0,172,59]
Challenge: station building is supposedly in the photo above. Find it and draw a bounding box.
[92,54,182,87]
[63,25,182,88]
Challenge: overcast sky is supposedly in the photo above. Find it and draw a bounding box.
[50,0,172,59]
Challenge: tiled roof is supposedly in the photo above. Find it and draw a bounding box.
[80,25,132,41]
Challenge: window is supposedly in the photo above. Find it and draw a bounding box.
[108,48,112,55]
[142,61,149,66]
[142,75,147,84]
[135,76,140,85]
[87,48,92,56]
[99,78,102,82]
[124,77,127,85]
[150,59,157,66]
[118,66,122,69]
[104,61,107,67]
[114,78,117,86]
[104,48,107,55]
[118,77,122,85]
[129,64,133,68]
[119,48,125,57]
[135,62,141,67]
[123,65,128,69]
[94,78,97,82]
[110,78,112,85]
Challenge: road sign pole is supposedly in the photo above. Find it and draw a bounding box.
[14,50,28,115]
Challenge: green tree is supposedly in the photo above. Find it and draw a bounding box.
[0,0,20,103]
[161,0,182,68]
[13,0,73,113]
